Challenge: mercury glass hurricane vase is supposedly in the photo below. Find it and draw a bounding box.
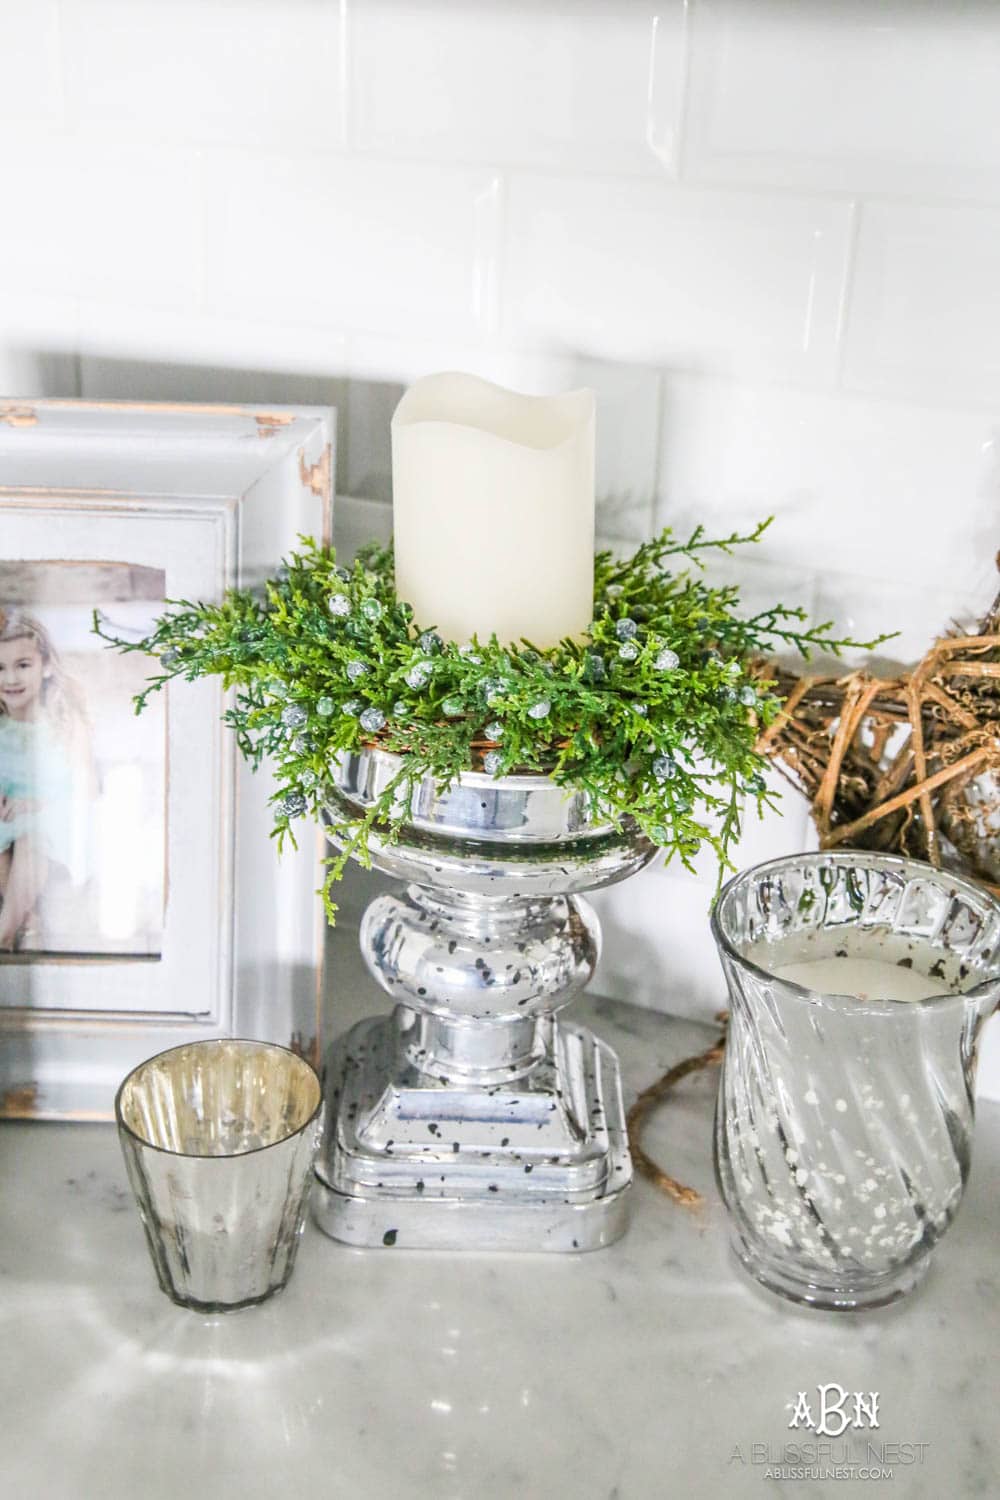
[711,853,1000,1310]
[314,747,656,1253]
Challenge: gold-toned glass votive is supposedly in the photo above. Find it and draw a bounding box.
[116,1039,322,1313]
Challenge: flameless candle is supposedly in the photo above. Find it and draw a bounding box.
[391,372,595,647]
[774,957,950,1002]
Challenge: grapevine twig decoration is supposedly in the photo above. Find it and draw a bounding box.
[758,567,1000,892]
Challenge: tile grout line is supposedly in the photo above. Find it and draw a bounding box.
[673,0,698,183]
[834,199,863,391]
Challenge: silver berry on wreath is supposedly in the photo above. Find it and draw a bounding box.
[482,677,509,705]
[281,704,308,730]
[652,754,677,781]
[359,706,386,734]
[328,593,351,617]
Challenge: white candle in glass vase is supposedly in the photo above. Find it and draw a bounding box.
[391,372,595,647]
[774,957,950,1002]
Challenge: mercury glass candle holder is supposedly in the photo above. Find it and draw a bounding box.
[116,1039,322,1312]
[712,852,1000,1311]
[314,747,656,1253]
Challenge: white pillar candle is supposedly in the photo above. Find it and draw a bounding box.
[391,372,595,647]
[774,957,949,1002]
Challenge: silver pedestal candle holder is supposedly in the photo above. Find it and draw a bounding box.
[313,747,656,1252]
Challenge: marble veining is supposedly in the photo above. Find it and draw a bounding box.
[1,992,997,1500]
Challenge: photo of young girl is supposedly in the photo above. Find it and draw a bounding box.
[0,561,166,960]
[0,611,96,950]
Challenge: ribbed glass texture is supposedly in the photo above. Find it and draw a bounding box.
[116,1040,322,1313]
[712,853,1000,1310]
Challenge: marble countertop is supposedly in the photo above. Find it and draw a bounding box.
[3,987,998,1500]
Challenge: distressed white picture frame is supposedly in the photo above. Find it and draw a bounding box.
[0,399,333,1118]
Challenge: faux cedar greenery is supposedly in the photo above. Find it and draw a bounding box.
[95,520,888,919]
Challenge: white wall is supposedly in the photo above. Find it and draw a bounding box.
[2,0,999,1080]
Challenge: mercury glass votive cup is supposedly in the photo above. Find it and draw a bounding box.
[116,1039,323,1313]
[711,853,1000,1311]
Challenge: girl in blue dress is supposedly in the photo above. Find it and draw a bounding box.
[0,610,94,951]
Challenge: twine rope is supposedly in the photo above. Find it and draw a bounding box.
[626,1014,728,1210]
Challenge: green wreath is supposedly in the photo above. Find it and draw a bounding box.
[95,519,887,919]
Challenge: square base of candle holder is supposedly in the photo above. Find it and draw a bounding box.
[312,1015,632,1252]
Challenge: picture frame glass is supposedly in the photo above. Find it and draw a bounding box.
[0,560,166,961]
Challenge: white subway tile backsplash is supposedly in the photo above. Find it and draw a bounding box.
[205,153,501,340]
[61,0,344,150]
[0,293,80,398]
[343,372,405,505]
[0,139,205,309]
[351,0,686,176]
[656,373,998,599]
[842,200,1000,407]
[78,311,349,486]
[344,333,548,390]
[812,570,986,673]
[684,0,1000,202]
[722,778,814,878]
[658,767,814,891]
[590,863,726,1020]
[532,356,662,542]
[504,175,852,383]
[0,2,61,124]
[334,494,393,565]
[76,306,349,379]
